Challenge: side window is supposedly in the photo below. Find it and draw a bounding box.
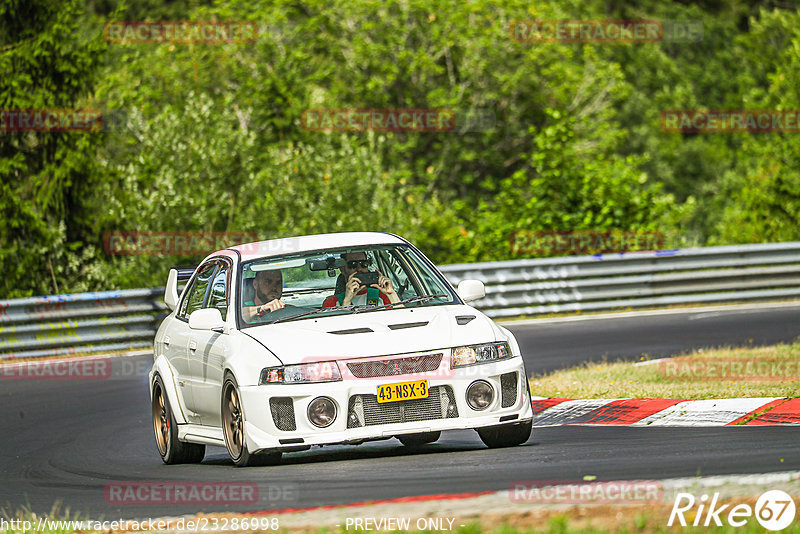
[377,250,418,299]
[402,249,451,297]
[180,263,217,319]
[177,279,195,319]
[206,266,229,320]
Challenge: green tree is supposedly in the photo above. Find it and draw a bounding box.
[0,0,106,297]
[711,8,800,244]
[93,93,457,284]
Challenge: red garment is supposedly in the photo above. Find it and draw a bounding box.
[322,287,391,308]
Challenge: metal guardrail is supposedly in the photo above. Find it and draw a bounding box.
[0,290,165,360]
[1,242,799,359]
[439,242,800,318]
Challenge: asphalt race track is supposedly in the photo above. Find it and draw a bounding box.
[510,303,800,374]
[1,304,798,519]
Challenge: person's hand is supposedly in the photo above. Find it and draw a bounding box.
[373,271,401,304]
[373,272,395,295]
[343,272,363,305]
[258,299,285,314]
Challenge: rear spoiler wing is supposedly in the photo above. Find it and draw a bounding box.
[164,265,197,311]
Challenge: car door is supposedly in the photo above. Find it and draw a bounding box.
[174,262,217,424]
[188,260,231,427]
[157,313,192,419]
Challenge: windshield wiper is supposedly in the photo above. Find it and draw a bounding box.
[267,304,361,324]
[352,293,450,313]
[400,293,450,305]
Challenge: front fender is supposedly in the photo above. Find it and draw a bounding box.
[497,324,523,358]
[149,355,188,425]
[223,331,284,387]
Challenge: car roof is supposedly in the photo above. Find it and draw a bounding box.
[215,232,407,263]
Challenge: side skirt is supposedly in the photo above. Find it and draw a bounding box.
[178,423,226,447]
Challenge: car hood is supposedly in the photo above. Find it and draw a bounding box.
[242,304,500,363]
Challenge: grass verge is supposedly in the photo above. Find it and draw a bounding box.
[528,342,800,399]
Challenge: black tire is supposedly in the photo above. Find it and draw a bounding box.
[152,375,206,464]
[222,375,281,467]
[398,431,441,447]
[476,420,532,449]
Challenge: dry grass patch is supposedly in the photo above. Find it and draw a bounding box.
[529,343,800,399]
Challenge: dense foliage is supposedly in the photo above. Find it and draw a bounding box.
[2,0,799,297]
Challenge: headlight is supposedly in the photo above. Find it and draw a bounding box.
[259,361,342,384]
[451,342,511,368]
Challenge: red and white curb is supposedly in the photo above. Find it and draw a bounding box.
[530,397,800,426]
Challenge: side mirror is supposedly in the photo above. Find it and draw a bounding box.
[457,279,486,303]
[189,308,225,331]
[165,269,179,311]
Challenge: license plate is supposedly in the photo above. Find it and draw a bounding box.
[377,379,429,403]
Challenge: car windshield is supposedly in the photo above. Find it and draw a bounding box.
[238,244,458,326]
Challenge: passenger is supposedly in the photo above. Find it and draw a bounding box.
[322,252,401,307]
[243,269,289,322]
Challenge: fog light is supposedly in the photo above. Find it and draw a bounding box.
[308,397,337,428]
[466,380,494,411]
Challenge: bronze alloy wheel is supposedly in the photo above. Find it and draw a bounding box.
[151,375,205,464]
[223,381,244,460]
[221,375,282,467]
[152,382,169,457]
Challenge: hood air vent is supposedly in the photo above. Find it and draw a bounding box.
[456,315,475,325]
[329,327,374,335]
[388,321,429,330]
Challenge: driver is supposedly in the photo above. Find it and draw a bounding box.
[243,268,289,322]
[322,252,401,307]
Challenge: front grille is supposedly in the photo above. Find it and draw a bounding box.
[347,385,458,428]
[500,372,518,408]
[269,397,296,431]
[347,354,443,378]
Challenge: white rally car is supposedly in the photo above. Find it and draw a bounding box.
[150,232,532,466]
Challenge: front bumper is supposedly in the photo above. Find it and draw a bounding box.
[239,352,532,453]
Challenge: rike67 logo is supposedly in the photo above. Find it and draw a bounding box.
[669,490,796,531]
